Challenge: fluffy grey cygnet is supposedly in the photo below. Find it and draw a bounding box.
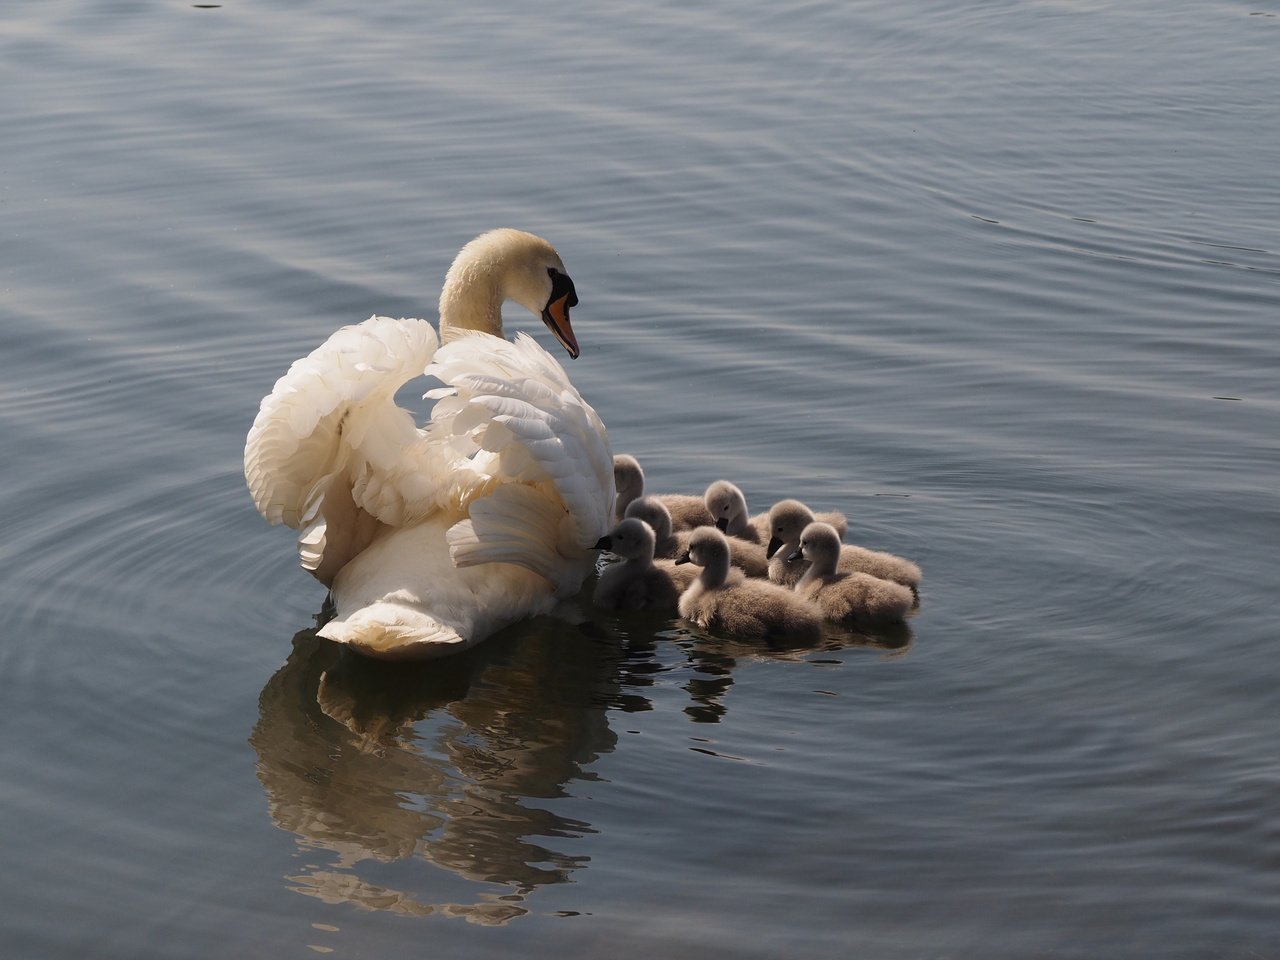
[750,500,847,544]
[627,494,770,576]
[622,495,681,558]
[793,523,914,624]
[675,528,821,641]
[703,480,762,542]
[766,500,921,601]
[705,482,847,546]
[592,518,680,613]
[612,454,713,530]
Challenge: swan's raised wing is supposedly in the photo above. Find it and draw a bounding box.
[244,316,448,534]
[425,332,614,592]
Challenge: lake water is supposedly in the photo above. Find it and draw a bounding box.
[2,1,1277,957]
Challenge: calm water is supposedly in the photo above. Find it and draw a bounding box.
[2,1,1277,956]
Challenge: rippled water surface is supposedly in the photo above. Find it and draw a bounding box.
[3,1,1277,957]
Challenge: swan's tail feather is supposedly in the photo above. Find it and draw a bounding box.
[318,600,472,661]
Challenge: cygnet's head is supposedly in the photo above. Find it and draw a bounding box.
[612,454,645,519]
[796,522,842,573]
[704,480,749,535]
[624,495,673,541]
[766,500,817,558]
[614,455,644,498]
[593,517,657,562]
[675,526,730,569]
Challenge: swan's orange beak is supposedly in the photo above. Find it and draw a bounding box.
[542,295,579,359]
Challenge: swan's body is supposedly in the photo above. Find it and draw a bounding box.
[612,454,714,531]
[244,229,613,659]
[676,528,821,641]
[795,523,914,624]
[592,518,680,613]
[766,500,920,600]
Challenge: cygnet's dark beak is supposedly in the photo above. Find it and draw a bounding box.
[785,546,803,562]
[714,517,729,533]
[766,536,783,559]
[542,270,580,359]
[674,549,691,565]
[593,535,611,551]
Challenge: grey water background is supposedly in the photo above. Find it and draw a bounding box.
[3,0,1277,956]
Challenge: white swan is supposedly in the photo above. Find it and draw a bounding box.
[244,229,614,660]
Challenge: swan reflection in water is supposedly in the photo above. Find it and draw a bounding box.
[251,616,642,924]
[251,608,912,922]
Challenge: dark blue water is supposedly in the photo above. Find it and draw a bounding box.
[2,1,1277,957]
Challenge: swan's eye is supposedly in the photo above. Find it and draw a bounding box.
[547,268,578,308]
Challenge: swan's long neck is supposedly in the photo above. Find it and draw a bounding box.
[438,260,504,344]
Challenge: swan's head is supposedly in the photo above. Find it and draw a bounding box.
[675,526,730,569]
[593,517,656,562]
[704,480,749,536]
[624,495,673,542]
[442,228,581,358]
[795,522,841,573]
[766,499,817,558]
[494,229,580,359]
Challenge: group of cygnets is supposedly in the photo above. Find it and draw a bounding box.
[593,454,923,642]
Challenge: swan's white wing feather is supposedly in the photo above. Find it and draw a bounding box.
[244,316,444,530]
[446,483,582,594]
[425,332,614,555]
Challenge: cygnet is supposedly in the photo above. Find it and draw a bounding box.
[613,454,714,529]
[793,522,914,624]
[765,500,921,600]
[628,494,769,576]
[592,518,680,613]
[675,528,821,641]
